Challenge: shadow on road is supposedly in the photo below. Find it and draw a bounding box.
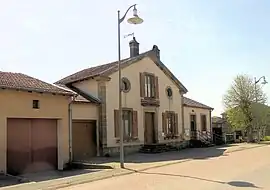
[86,145,235,165]
[228,181,261,188]
[127,170,262,189]
[0,169,100,188]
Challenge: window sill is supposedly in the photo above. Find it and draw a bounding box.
[115,137,139,143]
[163,134,180,140]
[141,98,160,107]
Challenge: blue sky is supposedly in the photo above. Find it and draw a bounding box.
[0,0,270,116]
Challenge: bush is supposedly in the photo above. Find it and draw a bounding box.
[262,136,270,141]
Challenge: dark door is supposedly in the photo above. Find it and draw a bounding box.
[144,112,155,144]
[7,118,58,175]
[31,119,58,172]
[7,119,32,175]
[72,121,97,161]
[190,115,197,139]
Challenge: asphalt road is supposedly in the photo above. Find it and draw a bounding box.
[59,145,270,190]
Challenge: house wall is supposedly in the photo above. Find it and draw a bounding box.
[0,90,71,173]
[73,79,99,98]
[72,102,98,120]
[106,57,183,148]
[183,106,211,140]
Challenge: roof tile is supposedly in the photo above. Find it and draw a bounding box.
[0,72,73,95]
[183,97,213,110]
[55,53,149,85]
[55,48,188,93]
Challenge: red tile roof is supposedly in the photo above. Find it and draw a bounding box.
[0,72,74,95]
[55,49,188,93]
[183,97,213,110]
[55,51,150,85]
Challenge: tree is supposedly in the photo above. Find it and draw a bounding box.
[223,74,268,142]
[251,103,270,139]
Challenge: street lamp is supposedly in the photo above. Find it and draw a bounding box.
[254,76,267,102]
[117,4,143,168]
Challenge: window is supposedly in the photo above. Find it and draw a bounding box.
[166,87,173,98]
[144,74,155,98]
[201,115,207,131]
[166,113,175,134]
[33,100,40,109]
[122,110,133,138]
[162,112,178,137]
[121,77,131,93]
[190,114,196,131]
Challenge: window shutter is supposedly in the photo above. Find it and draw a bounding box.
[132,110,138,138]
[114,110,119,138]
[162,112,168,135]
[171,113,175,135]
[201,115,203,131]
[155,76,159,99]
[174,113,179,135]
[201,115,206,131]
[140,72,145,97]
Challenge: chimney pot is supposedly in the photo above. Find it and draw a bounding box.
[129,37,139,58]
[153,45,160,60]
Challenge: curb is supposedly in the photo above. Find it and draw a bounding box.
[224,144,267,154]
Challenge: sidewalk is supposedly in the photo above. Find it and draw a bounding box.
[1,143,268,190]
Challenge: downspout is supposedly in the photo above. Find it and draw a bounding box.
[209,109,213,141]
[68,95,76,164]
[181,93,185,141]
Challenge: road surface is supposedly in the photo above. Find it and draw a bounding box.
[59,145,270,190]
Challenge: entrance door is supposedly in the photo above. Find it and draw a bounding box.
[190,115,197,139]
[72,121,97,161]
[144,112,155,144]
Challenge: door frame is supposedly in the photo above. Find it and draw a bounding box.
[143,108,158,144]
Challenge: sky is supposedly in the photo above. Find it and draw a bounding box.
[0,0,270,116]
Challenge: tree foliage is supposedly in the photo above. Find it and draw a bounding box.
[223,74,268,141]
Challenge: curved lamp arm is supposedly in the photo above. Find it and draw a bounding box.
[255,76,266,84]
[119,4,137,24]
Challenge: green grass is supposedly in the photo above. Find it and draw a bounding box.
[262,136,270,141]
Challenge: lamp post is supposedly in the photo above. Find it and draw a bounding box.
[254,76,267,142]
[117,4,143,168]
[254,76,267,102]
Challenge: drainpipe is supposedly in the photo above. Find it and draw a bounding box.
[68,95,76,164]
[209,109,213,141]
[181,94,185,140]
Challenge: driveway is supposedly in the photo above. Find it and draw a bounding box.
[59,144,270,190]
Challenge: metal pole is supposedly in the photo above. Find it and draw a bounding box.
[254,77,259,142]
[118,10,124,168]
[255,77,257,102]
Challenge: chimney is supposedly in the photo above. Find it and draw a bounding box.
[152,45,160,60]
[129,37,139,57]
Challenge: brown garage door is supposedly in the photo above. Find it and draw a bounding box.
[7,118,57,175]
[72,121,96,161]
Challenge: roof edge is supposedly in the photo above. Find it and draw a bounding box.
[183,104,214,110]
[66,84,101,104]
[55,49,188,94]
[0,86,74,96]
